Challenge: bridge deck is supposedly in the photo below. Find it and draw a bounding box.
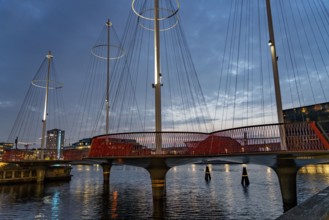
[86,151,329,168]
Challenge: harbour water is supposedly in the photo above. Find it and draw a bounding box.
[0,163,328,219]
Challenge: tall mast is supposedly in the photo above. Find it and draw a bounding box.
[154,0,162,153]
[265,0,287,150]
[40,51,53,159]
[106,19,112,134]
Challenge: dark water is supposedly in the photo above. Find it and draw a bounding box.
[0,163,328,220]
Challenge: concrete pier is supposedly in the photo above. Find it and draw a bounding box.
[272,158,300,211]
[146,158,169,218]
[101,163,112,184]
[147,159,169,200]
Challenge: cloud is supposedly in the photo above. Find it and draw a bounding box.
[0,101,14,108]
[2,0,329,143]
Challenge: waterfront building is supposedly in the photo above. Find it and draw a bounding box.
[283,102,329,135]
[284,102,329,123]
[46,129,65,159]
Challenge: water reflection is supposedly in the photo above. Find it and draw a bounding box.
[265,166,278,202]
[51,191,60,219]
[97,183,111,219]
[0,164,329,219]
[0,183,44,204]
[191,164,196,172]
[225,164,230,173]
[153,197,166,219]
[111,191,118,219]
[297,164,329,203]
[299,164,329,174]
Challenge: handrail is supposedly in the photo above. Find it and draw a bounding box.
[4,122,329,161]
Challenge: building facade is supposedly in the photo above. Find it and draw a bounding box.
[283,102,329,136]
[46,129,65,159]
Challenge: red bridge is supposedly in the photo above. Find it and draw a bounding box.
[3,121,329,212]
[88,121,329,158]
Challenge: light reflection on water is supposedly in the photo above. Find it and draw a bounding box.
[0,164,328,219]
[297,164,329,203]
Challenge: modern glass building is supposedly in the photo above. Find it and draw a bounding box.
[46,129,65,159]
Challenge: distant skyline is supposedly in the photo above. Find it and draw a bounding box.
[1,0,329,142]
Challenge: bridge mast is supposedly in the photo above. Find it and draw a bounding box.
[265,0,287,150]
[40,51,53,160]
[154,0,162,153]
[105,19,112,135]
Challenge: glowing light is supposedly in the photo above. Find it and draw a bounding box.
[314,104,323,111]
[76,165,83,171]
[0,162,8,168]
[111,191,118,219]
[301,107,307,113]
[191,164,196,172]
[225,164,230,173]
[208,164,212,172]
[299,165,329,174]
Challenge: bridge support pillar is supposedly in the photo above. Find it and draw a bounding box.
[101,163,112,184]
[146,158,170,218]
[36,167,46,183]
[272,159,299,212]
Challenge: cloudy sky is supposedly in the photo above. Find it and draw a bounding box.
[1,0,329,143]
[0,0,131,140]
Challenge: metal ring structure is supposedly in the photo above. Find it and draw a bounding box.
[31,80,63,89]
[137,8,179,31]
[91,44,125,60]
[132,0,180,21]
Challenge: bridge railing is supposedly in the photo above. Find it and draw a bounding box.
[211,123,282,153]
[2,122,329,161]
[88,122,329,157]
[5,122,327,161]
[286,121,329,150]
[89,132,209,157]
